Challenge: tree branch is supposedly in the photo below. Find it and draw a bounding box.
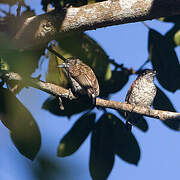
[1,71,180,121]
[11,0,180,48]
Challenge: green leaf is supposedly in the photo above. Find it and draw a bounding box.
[153,87,180,130]
[117,110,148,132]
[42,96,92,118]
[148,29,180,92]
[112,114,140,165]
[174,29,180,46]
[0,88,41,160]
[46,45,69,88]
[57,112,96,157]
[90,113,114,180]
[0,47,44,77]
[56,32,112,82]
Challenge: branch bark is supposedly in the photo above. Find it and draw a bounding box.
[1,71,180,121]
[11,0,180,48]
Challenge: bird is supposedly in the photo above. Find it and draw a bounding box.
[125,69,157,131]
[57,57,99,105]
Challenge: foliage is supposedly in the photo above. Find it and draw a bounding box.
[0,1,180,179]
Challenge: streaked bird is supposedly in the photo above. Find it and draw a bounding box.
[57,58,99,104]
[125,69,157,131]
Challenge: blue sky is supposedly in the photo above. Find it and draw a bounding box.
[0,1,180,180]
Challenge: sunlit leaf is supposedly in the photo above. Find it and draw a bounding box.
[42,96,92,118]
[148,29,180,92]
[90,113,114,180]
[153,87,180,130]
[111,114,140,165]
[0,87,41,160]
[46,44,69,88]
[174,29,180,46]
[0,58,9,71]
[117,110,148,132]
[57,112,96,157]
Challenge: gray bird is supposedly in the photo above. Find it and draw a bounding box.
[125,69,157,131]
[57,58,99,104]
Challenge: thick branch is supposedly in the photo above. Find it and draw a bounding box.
[12,0,180,48]
[1,71,180,121]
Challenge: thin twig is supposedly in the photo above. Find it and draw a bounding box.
[137,59,150,73]
[109,59,136,74]
[47,46,67,62]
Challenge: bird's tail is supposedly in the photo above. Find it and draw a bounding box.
[125,112,140,132]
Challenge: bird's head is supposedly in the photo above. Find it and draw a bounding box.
[57,58,81,69]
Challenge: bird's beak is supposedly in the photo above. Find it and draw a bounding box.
[57,63,67,68]
[153,70,157,75]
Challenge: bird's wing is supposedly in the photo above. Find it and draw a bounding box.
[69,64,99,96]
[125,75,140,102]
[125,83,133,102]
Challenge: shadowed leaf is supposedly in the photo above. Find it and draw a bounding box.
[148,29,180,92]
[0,48,44,77]
[42,96,92,118]
[111,114,140,165]
[100,70,130,98]
[165,25,180,47]
[90,113,114,180]
[57,112,96,157]
[158,15,180,23]
[153,87,180,130]
[117,110,148,132]
[0,87,41,160]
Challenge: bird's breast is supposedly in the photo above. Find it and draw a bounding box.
[128,78,156,107]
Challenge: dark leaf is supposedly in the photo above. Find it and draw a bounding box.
[117,110,148,132]
[90,113,114,180]
[0,87,41,160]
[153,87,180,130]
[57,112,96,157]
[112,114,140,165]
[42,96,93,118]
[165,25,180,47]
[100,70,130,98]
[158,15,180,23]
[148,29,180,92]
[41,0,88,11]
